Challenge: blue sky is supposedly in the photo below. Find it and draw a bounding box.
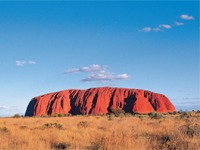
[0,1,199,116]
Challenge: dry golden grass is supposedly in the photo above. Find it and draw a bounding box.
[0,113,200,150]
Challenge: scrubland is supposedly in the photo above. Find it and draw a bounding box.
[0,112,200,150]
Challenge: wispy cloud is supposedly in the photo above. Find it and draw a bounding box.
[153,28,161,32]
[65,64,129,82]
[16,60,36,66]
[28,61,36,65]
[159,24,172,29]
[0,104,25,116]
[16,60,26,66]
[171,97,200,101]
[140,13,194,33]
[140,27,162,33]
[175,21,184,26]
[171,97,200,110]
[140,27,152,32]
[0,105,8,110]
[65,64,105,73]
[81,73,129,82]
[180,14,194,20]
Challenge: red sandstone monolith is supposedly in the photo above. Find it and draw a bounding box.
[25,87,176,116]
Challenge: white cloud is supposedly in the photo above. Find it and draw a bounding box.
[171,97,200,101]
[0,104,25,117]
[140,14,194,33]
[175,21,184,26]
[140,27,152,32]
[153,28,161,32]
[16,60,36,66]
[65,64,105,73]
[175,103,200,106]
[28,61,36,64]
[65,68,80,73]
[116,74,129,79]
[180,14,194,20]
[16,60,26,66]
[65,64,129,82]
[140,27,162,32]
[0,105,8,110]
[159,24,172,29]
[81,73,129,82]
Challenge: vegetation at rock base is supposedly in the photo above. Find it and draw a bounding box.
[0,111,199,149]
[148,112,163,119]
[110,108,125,117]
[42,123,63,130]
[13,114,21,118]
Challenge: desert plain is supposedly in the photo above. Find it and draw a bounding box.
[0,112,200,150]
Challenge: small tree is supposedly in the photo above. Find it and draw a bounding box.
[13,114,20,118]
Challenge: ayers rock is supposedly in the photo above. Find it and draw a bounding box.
[25,87,176,116]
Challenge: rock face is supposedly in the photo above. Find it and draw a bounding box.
[25,87,176,116]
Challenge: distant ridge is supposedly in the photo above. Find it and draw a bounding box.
[25,87,176,116]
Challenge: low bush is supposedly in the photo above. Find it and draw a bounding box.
[158,134,189,150]
[0,127,9,133]
[19,126,28,129]
[53,113,63,117]
[13,114,20,118]
[148,112,163,119]
[179,124,200,138]
[168,111,177,115]
[77,121,88,128]
[41,114,48,117]
[138,115,145,119]
[180,112,191,118]
[110,108,125,117]
[63,113,72,117]
[87,142,100,150]
[50,142,71,150]
[108,114,115,120]
[42,123,63,129]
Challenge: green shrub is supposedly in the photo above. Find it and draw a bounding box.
[77,121,88,128]
[53,114,58,117]
[13,114,20,118]
[42,123,63,129]
[154,133,190,150]
[64,113,72,117]
[110,108,125,117]
[119,113,125,118]
[58,114,63,117]
[53,113,63,117]
[20,126,28,129]
[168,111,177,115]
[179,124,200,138]
[108,114,115,120]
[87,142,100,150]
[0,127,9,133]
[41,114,48,117]
[125,113,133,117]
[180,112,191,118]
[50,142,71,150]
[138,115,144,119]
[148,112,163,119]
